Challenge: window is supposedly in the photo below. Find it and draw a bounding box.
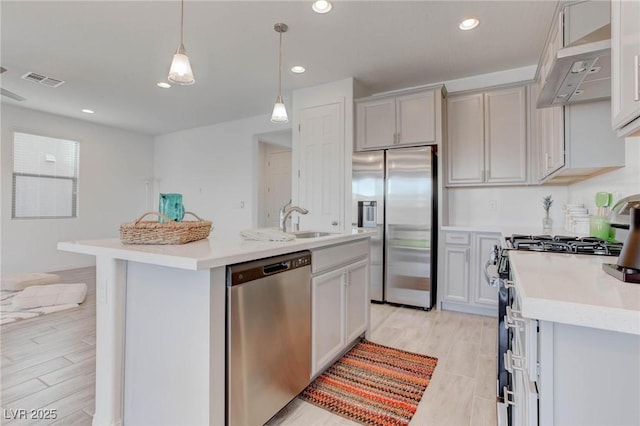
[12,132,79,219]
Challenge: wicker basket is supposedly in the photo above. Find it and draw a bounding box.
[120,211,212,245]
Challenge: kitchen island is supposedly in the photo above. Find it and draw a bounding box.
[58,230,374,426]
[504,240,640,425]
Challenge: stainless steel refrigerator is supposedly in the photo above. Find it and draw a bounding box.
[352,146,437,310]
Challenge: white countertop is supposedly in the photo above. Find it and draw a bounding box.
[58,229,375,271]
[506,242,640,336]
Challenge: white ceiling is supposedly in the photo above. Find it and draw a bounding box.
[0,1,558,136]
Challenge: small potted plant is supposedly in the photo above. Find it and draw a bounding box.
[542,195,553,231]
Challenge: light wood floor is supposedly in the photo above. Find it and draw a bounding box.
[1,267,97,425]
[1,268,497,425]
[269,304,498,426]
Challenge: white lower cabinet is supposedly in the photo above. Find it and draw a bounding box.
[344,260,368,343]
[441,231,499,316]
[442,245,470,303]
[311,268,345,375]
[506,284,640,425]
[311,240,369,377]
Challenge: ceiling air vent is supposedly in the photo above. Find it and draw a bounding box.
[21,72,65,88]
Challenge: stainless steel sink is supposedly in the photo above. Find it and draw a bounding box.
[293,231,333,238]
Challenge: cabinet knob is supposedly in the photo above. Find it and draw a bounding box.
[331,221,338,226]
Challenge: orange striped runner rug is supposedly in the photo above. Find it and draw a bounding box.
[300,339,438,426]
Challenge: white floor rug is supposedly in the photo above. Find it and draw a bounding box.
[0,291,79,325]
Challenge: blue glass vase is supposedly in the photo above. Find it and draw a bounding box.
[159,193,185,223]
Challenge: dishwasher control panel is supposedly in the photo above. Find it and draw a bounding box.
[291,256,311,268]
[228,251,311,286]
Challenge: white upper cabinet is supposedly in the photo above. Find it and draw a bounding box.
[446,86,527,186]
[537,103,565,179]
[354,98,395,150]
[532,1,626,184]
[535,100,624,185]
[484,87,528,183]
[356,89,436,150]
[447,93,485,184]
[611,0,640,137]
[396,91,436,146]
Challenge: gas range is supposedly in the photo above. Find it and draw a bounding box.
[506,234,623,257]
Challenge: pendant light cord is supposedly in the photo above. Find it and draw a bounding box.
[278,31,283,96]
[180,0,185,46]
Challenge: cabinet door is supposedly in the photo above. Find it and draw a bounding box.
[298,101,344,232]
[345,259,369,343]
[539,105,565,178]
[611,0,640,136]
[447,94,485,185]
[443,245,470,303]
[484,87,527,184]
[473,233,500,306]
[396,90,436,146]
[355,98,396,150]
[311,268,345,376]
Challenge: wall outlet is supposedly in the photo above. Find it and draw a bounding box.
[489,200,498,211]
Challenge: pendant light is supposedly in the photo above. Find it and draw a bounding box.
[168,0,195,85]
[271,23,288,123]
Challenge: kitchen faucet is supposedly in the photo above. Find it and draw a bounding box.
[279,205,309,232]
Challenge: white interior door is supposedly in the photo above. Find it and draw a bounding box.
[298,101,344,232]
[265,149,291,228]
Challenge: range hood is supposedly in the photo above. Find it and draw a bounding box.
[537,24,611,108]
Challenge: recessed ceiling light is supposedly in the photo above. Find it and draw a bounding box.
[157,82,171,88]
[291,65,306,74]
[312,0,332,14]
[459,18,480,31]
[81,109,94,114]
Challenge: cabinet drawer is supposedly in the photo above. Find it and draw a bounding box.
[444,232,470,245]
[312,239,369,274]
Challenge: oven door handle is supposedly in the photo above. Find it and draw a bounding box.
[505,349,525,373]
[484,260,499,287]
[503,386,516,406]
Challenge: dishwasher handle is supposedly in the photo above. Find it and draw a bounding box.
[263,261,291,275]
[228,251,311,286]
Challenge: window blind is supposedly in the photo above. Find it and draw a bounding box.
[12,132,79,219]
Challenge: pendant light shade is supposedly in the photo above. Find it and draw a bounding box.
[168,0,195,85]
[271,95,288,123]
[271,23,288,123]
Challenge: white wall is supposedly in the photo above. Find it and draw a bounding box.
[1,104,154,274]
[447,186,569,228]
[153,114,291,238]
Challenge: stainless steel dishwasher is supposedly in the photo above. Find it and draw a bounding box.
[227,251,311,426]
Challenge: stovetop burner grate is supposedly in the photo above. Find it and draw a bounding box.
[508,234,622,256]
